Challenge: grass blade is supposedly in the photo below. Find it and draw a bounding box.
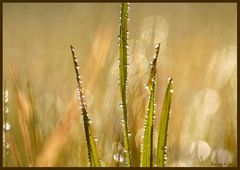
[140,43,160,167]
[156,77,173,167]
[118,2,131,167]
[70,45,101,167]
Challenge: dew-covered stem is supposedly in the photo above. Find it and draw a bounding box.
[3,87,10,167]
[156,78,173,167]
[140,43,160,167]
[118,2,132,167]
[70,45,101,167]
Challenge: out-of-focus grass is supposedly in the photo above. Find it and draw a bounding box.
[3,3,237,167]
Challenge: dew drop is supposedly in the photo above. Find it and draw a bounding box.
[113,153,124,163]
[169,89,174,93]
[4,97,8,103]
[5,122,11,131]
[150,62,153,67]
[3,135,5,143]
[4,90,8,97]
[119,103,123,108]
[144,84,149,90]
[6,143,10,149]
[94,137,99,142]
[5,107,9,114]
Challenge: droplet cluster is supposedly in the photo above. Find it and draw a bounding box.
[163,146,168,166]
[3,89,10,166]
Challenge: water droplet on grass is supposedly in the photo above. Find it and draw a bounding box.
[6,143,10,149]
[113,153,124,163]
[5,122,11,131]
[4,90,8,97]
[155,43,160,49]
[4,97,8,103]
[5,107,9,114]
[94,137,99,142]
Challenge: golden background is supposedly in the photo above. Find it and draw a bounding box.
[3,3,237,167]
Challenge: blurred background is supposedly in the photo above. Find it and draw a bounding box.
[3,3,237,167]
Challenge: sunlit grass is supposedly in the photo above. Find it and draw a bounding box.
[2,3,237,167]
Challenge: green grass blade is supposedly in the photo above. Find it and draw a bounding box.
[70,45,101,167]
[118,2,132,167]
[140,43,160,167]
[156,77,173,167]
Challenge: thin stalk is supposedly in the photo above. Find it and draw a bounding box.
[118,2,132,167]
[156,78,173,167]
[140,43,160,167]
[70,45,101,167]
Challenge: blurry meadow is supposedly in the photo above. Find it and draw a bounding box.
[2,3,237,167]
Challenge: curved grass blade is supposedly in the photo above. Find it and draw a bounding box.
[118,2,132,167]
[156,77,173,167]
[140,43,160,167]
[70,45,101,167]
